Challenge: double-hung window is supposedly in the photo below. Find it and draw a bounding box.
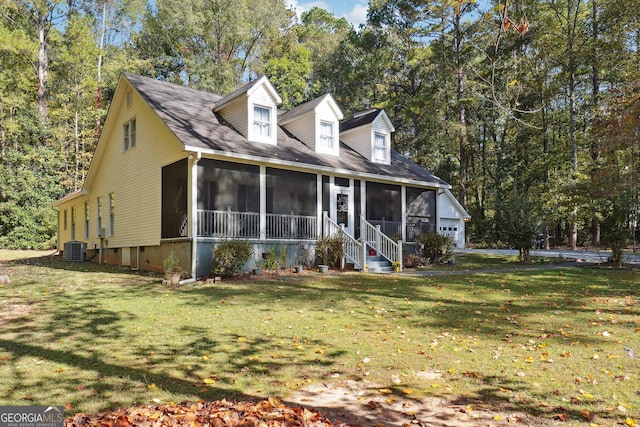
[109,193,115,235]
[374,132,387,162]
[84,202,90,239]
[123,118,136,151]
[320,121,334,150]
[253,106,271,138]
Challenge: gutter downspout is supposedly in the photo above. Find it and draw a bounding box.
[190,151,201,281]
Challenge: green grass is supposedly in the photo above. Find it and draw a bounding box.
[423,252,565,271]
[0,252,638,426]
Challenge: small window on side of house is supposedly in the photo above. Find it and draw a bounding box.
[320,121,334,150]
[109,193,115,235]
[84,201,90,239]
[123,118,136,151]
[71,206,76,240]
[374,132,387,162]
[97,197,103,235]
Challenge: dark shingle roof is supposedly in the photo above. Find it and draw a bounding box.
[340,109,380,133]
[213,77,261,110]
[278,93,330,124]
[124,73,447,187]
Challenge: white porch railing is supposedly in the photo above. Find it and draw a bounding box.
[361,215,402,271]
[322,212,365,270]
[197,208,317,240]
[266,211,317,239]
[368,219,402,238]
[197,208,260,238]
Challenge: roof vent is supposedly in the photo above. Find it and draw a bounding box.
[64,241,87,262]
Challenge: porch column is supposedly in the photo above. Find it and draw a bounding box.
[360,181,366,222]
[401,185,407,241]
[260,165,266,240]
[190,152,201,279]
[316,175,322,238]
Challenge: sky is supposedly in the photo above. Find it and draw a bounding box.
[286,0,370,28]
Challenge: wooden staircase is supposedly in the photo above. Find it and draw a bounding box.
[322,212,402,273]
[365,252,394,273]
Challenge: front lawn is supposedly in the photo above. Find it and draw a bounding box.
[0,253,638,426]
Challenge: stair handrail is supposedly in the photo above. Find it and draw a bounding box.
[360,215,402,271]
[322,212,365,270]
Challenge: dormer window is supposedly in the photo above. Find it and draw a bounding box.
[374,132,388,162]
[253,106,271,138]
[320,121,334,150]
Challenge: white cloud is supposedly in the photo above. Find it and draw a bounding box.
[285,0,368,28]
[285,0,331,22]
[345,2,368,28]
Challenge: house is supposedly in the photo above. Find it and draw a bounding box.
[53,73,470,278]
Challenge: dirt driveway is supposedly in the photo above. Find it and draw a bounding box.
[287,379,551,427]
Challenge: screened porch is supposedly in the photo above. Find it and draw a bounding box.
[195,159,318,240]
[161,158,438,243]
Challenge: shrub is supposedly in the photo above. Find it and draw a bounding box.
[211,239,253,278]
[415,232,452,264]
[403,253,424,268]
[316,235,344,268]
[262,245,288,271]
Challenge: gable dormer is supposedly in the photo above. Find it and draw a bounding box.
[339,109,394,165]
[279,94,344,156]
[213,76,282,145]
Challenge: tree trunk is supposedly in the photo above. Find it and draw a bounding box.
[567,0,582,251]
[95,0,107,139]
[454,12,468,210]
[590,0,602,247]
[37,9,48,122]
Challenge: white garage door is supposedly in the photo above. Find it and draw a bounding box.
[439,219,460,246]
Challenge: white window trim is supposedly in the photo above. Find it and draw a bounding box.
[319,121,334,150]
[250,104,276,144]
[373,131,388,163]
[123,118,136,151]
[317,119,339,155]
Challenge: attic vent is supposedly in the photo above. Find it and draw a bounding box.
[64,241,87,262]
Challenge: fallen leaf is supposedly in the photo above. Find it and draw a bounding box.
[581,410,595,421]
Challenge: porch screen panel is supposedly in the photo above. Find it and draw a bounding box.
[322,175,330,214]
[266,168,317,239]
[266,168,316,215]
[162,158,188,239]
[406,187,436,240]
[354,180,361,239]
[365,182,401,237]
[197,159,259,212]
[196,159,260,238]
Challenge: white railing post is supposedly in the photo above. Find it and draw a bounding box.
[375,225,381,253]
[322,211,329,238]
[339,224,346,269]
[397,239,403,272]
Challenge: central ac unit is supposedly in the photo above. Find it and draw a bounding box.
[64,241,87,262]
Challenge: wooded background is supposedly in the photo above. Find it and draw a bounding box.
[1,0,638,252]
